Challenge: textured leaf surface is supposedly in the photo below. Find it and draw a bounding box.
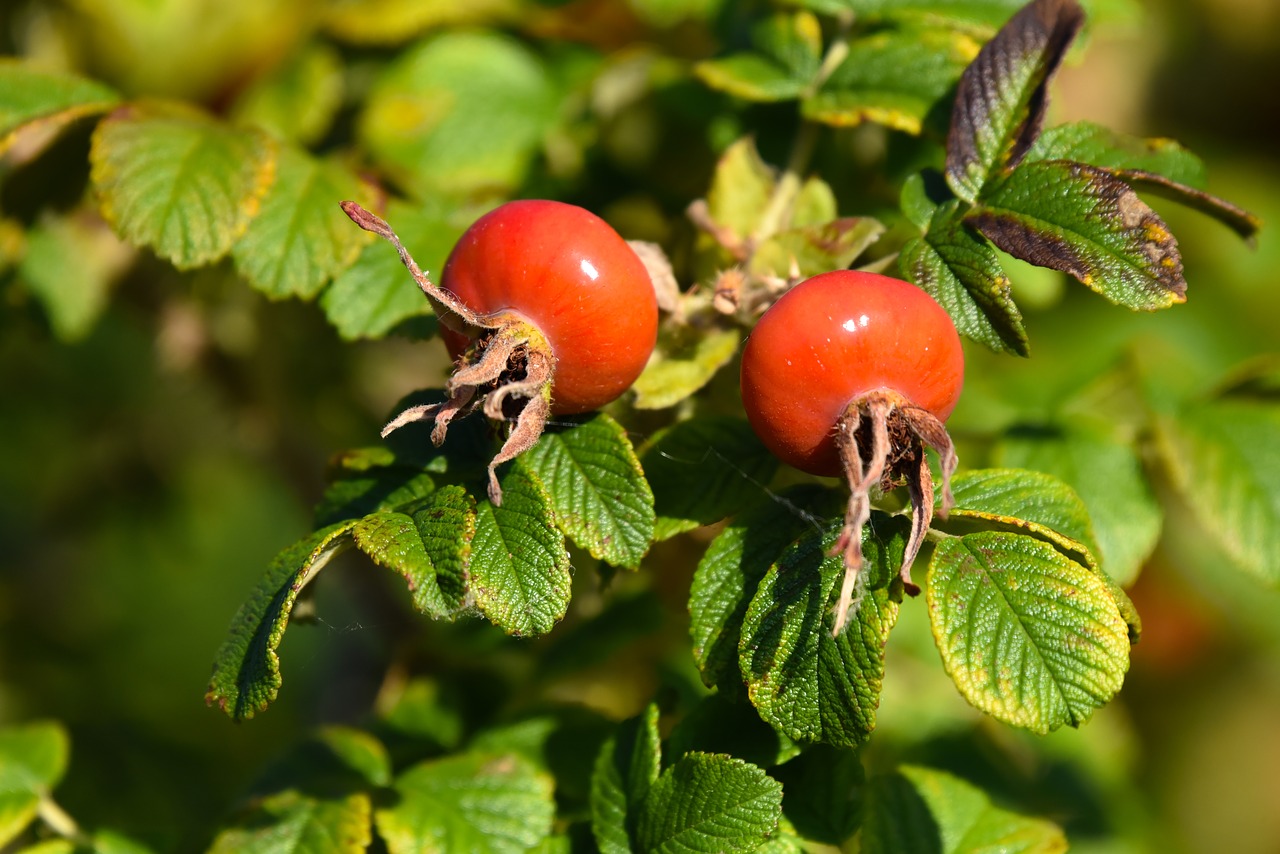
[315,463,438,528]
[1156,399,1280,584]
[804,27,978,134]
[927,531,1130,733]
[1025,120,1207,187]
[945,0,1085,201]
[591,705,661,854]
[740,514,908,747]
[359,31,557,197]
[231,145,372,299]
[862,765,1066,853]
[321,200,475,340]
[376,752,555,854]
[0,61,120,151]
[695,12,821,102]
[641,417,780,540]
[206,523,354,720]
[351,486,475,619]
[208,791,371,854]
[689,486,840,694]
[902,200,1027,355]
[90,104,275,269]
[635,753,783,853]
[632,327,740,411]
[969,159,1186,309]
[469,463,571,636]
[0,722,68,847]
[948,468,1100,567]
[523,414,655,568]
[998,425,1161,586]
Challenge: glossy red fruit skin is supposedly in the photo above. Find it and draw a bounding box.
[740,270,964,477]
[437,200,658,415]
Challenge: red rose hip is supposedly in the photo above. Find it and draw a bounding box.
[740,270,964,633]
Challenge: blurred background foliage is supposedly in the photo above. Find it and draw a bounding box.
[1,0,1278,850]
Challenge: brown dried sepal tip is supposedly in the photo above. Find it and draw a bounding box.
[340,201,554,507]
[829,389,958,636]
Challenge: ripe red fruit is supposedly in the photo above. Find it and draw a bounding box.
[341,200,658,504]
[740,270,964,633]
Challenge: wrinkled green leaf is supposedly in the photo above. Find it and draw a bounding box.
[523,414,654,568]
[927,531,1130,733]
[902,200,1027,355]
[1025,120,1207,187]
[0,61,120,152]
[231,145,372,299]
[740,513,908,747]
[632,327,740,411]
[208,791,371,854]
[997,424,1161,586]
[695,12,822,102]
[641,417,780,540]
[231,42,345,146]
[690,485,841,695]
[19,211,131,342]
[1156,399,1280,584]
[90,103,275,269]
[469,462,571,636]
[315,464,438,528]
[945,0,1085,201]
[359,31,558,198]
[969,159,1186,309]
[205,522,354,720]
[375,751,555,854]
[351,486,475,619]
[591,704,661,854]
[862,765,1067,853]
[0,722,69,847]
[804,27,979,134]
[635,753,783,853]
[321,199,478,340]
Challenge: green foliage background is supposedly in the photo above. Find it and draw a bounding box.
[1,0,1279,850]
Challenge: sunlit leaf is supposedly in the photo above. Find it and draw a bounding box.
[632,327,740,411]
[695,12,822,102]
[90,103,276,269]
[635,753,783,852]
[1025,120,1207,188]
[927,531,1130,733]
[0,61,120,154]
[231,42,345,146]
[0,722,69,847]
[376,752,554,854]
[591,705,661,854]
[523,414,654,569]
[207,791,372,854]
[321,0,519,45]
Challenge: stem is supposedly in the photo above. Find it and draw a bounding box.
[750,121,819,248]
[39,794,87,844]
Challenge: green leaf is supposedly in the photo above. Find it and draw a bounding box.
[635,752,783,853]
[469,708,614,808]
[319,0,519,45]
[321,199,480,340]
[901,200,1028,355]
[359,31,558,198]
[640,417,780,541]
[208,791,371,853]
[1025,120,1207,188]
[0,60,120,153]
[231,145,372,299]
[773,745,863,845]
[694,12,822,102]
[205,522,355,720]
[803,27,979,134]
[689,486,841,695]
[945,0,1085,201]
[591,704,661,854]
[968,159,1187,309]
[315,463,438,528]
[740,513,908,747]
[251,726,393,796]
[378,677,466,753]
[791,0,1031,31]
[0,722,69,847]
[996,424,1161,586]
[19,210,131,343]
[90,103,276,269]
[753,217,886,282]
[1156,398,1280,584]
[947,468,1101,568]
[703,137,777,245]
[469,461,571,636]
[862,765,1067,853]
[351,486,476,619]
[231,42,345,146]
[632,327,740,411]
[667,693,800,770]
[927,531,1130,733]
[522,414,654,569]
[375,752,555,854]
